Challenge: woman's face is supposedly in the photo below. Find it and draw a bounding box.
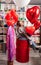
[19,21,24,26]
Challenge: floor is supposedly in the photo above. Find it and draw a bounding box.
[0,49,41,65]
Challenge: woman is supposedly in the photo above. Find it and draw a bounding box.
[16,20,29,62]
[5,9,18,65]
[16,21,38,51]
[7,23,16,65]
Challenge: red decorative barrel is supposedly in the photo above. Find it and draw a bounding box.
[16,39,29,63]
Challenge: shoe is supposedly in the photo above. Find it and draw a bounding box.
[7,61,13,65]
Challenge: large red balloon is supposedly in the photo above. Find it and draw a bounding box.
[32,6,40,19]
[34,20,40,30]
[5,9,18,26]
[10,9,15,16]
[6,21,11,26]
[25,26,35,35]
[5,13,11,20]
[6,20,16,26]
[26,6,40,24]
[11,19,16,26]
[10,9,18,21]
[25,19,40,35]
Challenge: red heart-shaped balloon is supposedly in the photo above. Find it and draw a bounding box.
[32,6,40,19]
[26,6,40,35]
[34,19,40,30]
[26,6,40,24]
[25,26,35,35]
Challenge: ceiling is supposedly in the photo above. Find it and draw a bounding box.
[29,0,41,5]
[1,0,41,5]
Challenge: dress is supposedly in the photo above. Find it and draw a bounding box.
[7,26,16,61]
[16,26,29,63]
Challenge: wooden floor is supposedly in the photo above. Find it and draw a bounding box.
[0,57,41,65]
[0,49,41,65]
[29,57,41,65]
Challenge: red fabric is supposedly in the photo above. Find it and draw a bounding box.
[16,39,29,63]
